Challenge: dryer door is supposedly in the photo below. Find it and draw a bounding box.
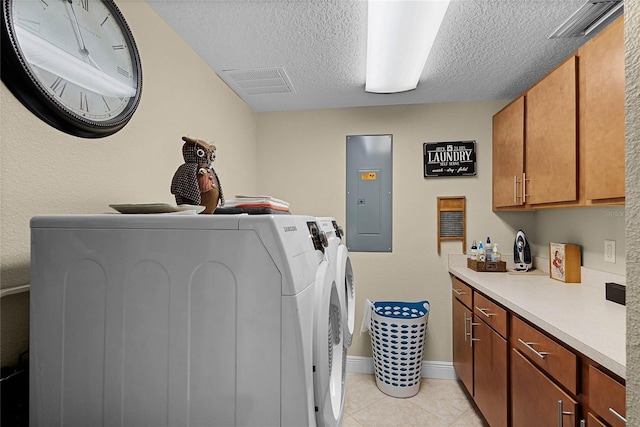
[313,262,345,427]
[336,245,355,348]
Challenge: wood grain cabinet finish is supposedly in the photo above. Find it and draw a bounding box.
[580,16,625,203]
[525,56,578,206]
[512,315,578,395]
[452,275,473,309]
[586,412,608,427]
[474,292,507,337]
[512,348,579,427]
[452,297,474,395]
[588,365,626,427]
[491,17,624,212]
[473,315,508,427]
[492,96,525,209]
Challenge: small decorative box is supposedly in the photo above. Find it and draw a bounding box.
[549,242,581,283]
[467,258,507,272]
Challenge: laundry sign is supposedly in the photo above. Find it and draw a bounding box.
[423,140,477,178]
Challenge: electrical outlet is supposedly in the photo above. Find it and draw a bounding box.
[604,240,616,263]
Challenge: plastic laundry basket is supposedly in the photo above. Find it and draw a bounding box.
[369,300,430,398]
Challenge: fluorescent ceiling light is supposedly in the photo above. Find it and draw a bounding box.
[366,0,450,94]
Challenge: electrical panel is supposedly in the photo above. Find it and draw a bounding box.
[346,135,392,252]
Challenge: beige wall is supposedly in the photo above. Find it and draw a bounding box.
[0,0,258,367]
[626,0,639,424]
[256,103,537,361]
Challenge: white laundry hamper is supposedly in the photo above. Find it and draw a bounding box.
[368,300,430,398]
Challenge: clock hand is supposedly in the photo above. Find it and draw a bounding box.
[64,0,108,74]
[66,0,90,57]
[15,23,136,98]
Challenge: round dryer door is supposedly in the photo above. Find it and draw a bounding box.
[313,262,345,427]
[336,245,355,348]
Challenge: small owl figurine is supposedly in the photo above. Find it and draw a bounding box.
[171,136,224,214]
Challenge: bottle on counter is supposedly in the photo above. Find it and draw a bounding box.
[478,240,485,262]
[485,236,492,260]
[492,244,501,262]
[470,240,477,261]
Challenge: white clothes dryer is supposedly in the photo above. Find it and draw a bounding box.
[30,214,344,427]
[317,217,355,349]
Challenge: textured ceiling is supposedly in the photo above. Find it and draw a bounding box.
[147,0,597,113]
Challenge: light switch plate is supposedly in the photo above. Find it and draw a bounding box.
[604,239,616,263]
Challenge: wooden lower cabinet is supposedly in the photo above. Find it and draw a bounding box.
[511,348,578,427]
[452,297,473,394]
[585,413,607,427]
[450,274,627,427]
[473,316,508,427]
[588,365,626,427]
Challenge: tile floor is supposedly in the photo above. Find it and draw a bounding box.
[342,373,488,427]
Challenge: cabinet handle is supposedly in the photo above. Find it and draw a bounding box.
[517,338,549,359]
[475,306,497,318]
[609,407,627,424]
[523,173,530,204]
[514,175,518,204]
[557,400,573,427]
[579,420,585,427]
[452,288,466,296]
[463,312,469,342]
[470,321,481,347]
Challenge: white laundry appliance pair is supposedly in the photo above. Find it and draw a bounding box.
[29,214,352,427]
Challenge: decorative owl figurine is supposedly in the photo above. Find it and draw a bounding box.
[171,136,224,214]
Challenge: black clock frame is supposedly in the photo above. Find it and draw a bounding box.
[1,0,143,138]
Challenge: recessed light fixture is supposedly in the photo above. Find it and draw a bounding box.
[365,0,450,94]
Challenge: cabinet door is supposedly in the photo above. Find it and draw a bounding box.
[493,96,525,209]
[525,57,578,205]
[473,316,508,427]
[581,17,625,202]
[512,349,578,427]
[452,298,473,395]
[588,365,626,427]
[586,413,607,427]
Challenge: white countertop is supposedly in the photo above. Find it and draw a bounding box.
[448,254,626,379]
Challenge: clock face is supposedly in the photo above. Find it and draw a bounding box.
[2,0,142,137]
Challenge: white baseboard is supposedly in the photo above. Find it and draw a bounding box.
[346,356,458,380]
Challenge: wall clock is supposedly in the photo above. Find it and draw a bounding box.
[1,0,142,138]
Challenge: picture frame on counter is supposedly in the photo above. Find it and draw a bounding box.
[549,242,581,283]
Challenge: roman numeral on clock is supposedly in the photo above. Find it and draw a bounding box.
[102,96,111,112]
[79,92,89,112]
[50,77,67,97]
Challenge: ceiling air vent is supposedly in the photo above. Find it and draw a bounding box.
[549,0,623,38]
[222,67,295,96]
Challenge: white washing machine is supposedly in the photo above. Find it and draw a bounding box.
[316,217,355,349]
[30,214,344,427]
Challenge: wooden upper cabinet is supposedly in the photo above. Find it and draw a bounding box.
[525,56,578,205]
[580,16,625,203]
[493,96,525,209]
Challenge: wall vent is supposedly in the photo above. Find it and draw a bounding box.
[222,67,295,95]
[549,0,623,38]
